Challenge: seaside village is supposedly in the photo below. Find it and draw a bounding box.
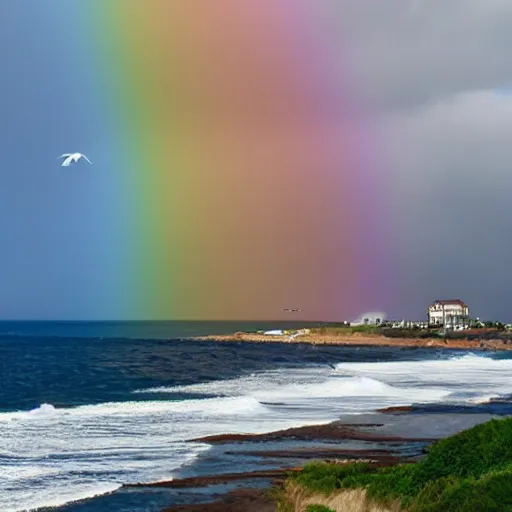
[263,299,512,338]
[372,299,510,331]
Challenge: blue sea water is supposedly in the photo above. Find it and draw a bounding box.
[1,321,512,511]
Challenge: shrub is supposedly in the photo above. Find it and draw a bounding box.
[311,325,380,336]
[379,328,432,339]
[412,417,512,483]
[305,505,335,512]
[413,468,512,512]
[289,418,512,512]
[294,462,374,495]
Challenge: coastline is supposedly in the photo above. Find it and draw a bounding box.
[144,340,511,512]
[149,418,428,512]
[187,332,512,351]
[150,412,500,512]
[41,337,511,512]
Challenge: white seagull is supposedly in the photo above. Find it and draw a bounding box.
[57,153,92,167]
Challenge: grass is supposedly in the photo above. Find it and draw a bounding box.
[311,325,380,336]
[287,418,512,511]
[311,325,442,339]
[305,506,336,512]
[265,484,293,512]
[293,462,375,495]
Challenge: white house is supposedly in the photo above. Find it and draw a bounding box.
[428,300,469,328]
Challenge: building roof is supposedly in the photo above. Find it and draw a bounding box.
[432,299,468,307]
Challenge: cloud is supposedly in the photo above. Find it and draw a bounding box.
[332,0,512,109]
[319,1,512,319]
[384,89,512,319]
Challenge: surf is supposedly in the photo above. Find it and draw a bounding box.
[1,351,511,511]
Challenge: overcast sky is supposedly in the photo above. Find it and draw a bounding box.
[329,0,512,320]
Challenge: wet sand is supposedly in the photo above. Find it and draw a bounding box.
[156,451,406,512]
[188,332,512,351]
[125,468,302,489]
[191,421,436,444]
[224,447,401,462]
[143,417,446,511]
[154,411,501,511]
[377,406,415,414]
[162,488,277,512]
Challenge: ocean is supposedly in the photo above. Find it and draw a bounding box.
[1,321,512,512]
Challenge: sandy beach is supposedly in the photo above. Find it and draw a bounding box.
[189,331,512,351]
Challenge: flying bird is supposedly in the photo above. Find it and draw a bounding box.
[57,153,92,167]
[283,308,304,312]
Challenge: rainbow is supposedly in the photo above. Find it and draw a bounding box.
[50,1,393,320]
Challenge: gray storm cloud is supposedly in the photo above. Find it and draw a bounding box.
[326,1,512,320]
[332,0,512,109]
[385,90,512,320]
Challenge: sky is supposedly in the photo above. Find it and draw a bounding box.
[0,1,511,321]
[0,2,128,319]
[337,0,512,322]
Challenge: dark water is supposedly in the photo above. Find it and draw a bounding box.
[0,320,456,413]
[0,321,511,512]
[0,320,322,341]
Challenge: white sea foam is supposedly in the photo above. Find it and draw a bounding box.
[2,352,511,511]
[27,403,56,417]
[11,482,122,512]
[0,396,320,511]
[333,353,512,399]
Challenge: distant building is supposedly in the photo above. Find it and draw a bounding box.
[428,300,469,328]
[351,312,386,326]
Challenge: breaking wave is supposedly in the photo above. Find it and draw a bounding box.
[2,352,512,510]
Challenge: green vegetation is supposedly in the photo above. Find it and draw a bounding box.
[312,324,380,336]
[288,418,512,511]
[265,486,292,512]
[378,328,436,339]
[312,325,443,339]
[293,461,375,495]
[305,505,335,512]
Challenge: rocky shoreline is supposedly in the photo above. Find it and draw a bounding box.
[191,421,436,444]
[129,411,500,512]
[187,332,512,351]
[155,421,419,512]
[120,339,508,511]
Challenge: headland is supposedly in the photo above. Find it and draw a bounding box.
[188,327,512,351]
